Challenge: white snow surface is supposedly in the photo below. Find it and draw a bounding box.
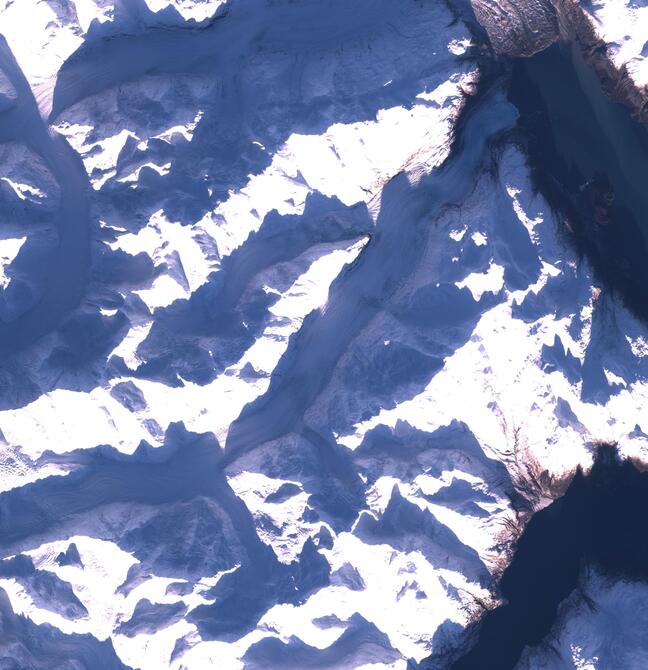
[0,1,647,669]
[580,0,648,89]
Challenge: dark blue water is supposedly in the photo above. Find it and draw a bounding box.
[509,42,648,323]
[451,447,648,670]
[443,445,648,669]
[421,41,648,669]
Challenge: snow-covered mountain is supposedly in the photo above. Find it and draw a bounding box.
[1,0,648,668]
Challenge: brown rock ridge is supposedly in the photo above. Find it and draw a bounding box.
[554,0,648,128]
[470,0,559,57]
[471,0,648,126]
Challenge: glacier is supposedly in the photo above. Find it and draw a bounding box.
[1,0,648,668]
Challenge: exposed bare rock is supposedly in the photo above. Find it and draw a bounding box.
[470,0,559,56]
[554,0,648,128]
[471,0,648,127]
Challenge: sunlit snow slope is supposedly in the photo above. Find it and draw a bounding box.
[1,1,648,669]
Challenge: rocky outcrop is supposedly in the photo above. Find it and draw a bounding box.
[470,0,559,56]
[554,0,648,128]
[471,0,648,126]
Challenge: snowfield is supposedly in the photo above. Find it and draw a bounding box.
[580,0,648,90]
[0,0,647,668]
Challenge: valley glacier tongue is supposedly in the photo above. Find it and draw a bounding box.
[0,1,648,669]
